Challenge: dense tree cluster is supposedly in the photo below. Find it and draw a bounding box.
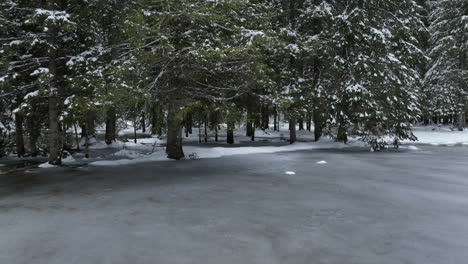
[0,0,466,163]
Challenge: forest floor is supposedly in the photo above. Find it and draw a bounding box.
[1,143,468,263]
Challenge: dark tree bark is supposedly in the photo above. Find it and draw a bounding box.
[81,124,87,138]
[273,107,278,131]
[251,123,255,141]
[133,119,137,144]
[227,120,234,144]
[187,113,193,134]
[141,112,146,133]
[313,110,322,141]
[73,122,80,152]
[246,120,253,137]
[306,112,312,131]
[298,117,304,130]
[86,110,96,138]
[46,0,62,165]
[261,105,269,130]
[198,118,202,143]
[48,96,62,165]
[151,104,163,136]
[26,113,40,156]
[457,109,465,131]
[15,112,25,157]
[337,125,348,144]
[289,118,296,144]
[166,105,185,160]
[204,116,208,143]
[105,106,116,145]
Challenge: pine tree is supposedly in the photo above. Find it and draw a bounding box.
[426,0,467,130]
[322,0,424,148]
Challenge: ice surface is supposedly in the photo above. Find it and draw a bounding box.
[1,146,468,263]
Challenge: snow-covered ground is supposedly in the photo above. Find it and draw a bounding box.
[28,125,466,167]
[406,126,468,145]
[1,145,468,263]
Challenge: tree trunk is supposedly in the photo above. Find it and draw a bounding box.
[86,110,95,138]
[48,96,62,165]
[134,120,137,144]
[198,118,202,143]
[204,116,208,143]
[105,106,116,145]
[187,113,192,134]
[15,112,25,157]
[273,107,277,131]
[227,120,234,144]
[26,113,40,156]
[457,108,465,131]
[141,112,146,133]
[298,117,304,130]
[85,132,90,159]
[306,112,312,131]
[246,121,253,137]
[81,124,87,138]
[46,0,61,165]
[313,110,322,141]
[166,105,184,160]
[262,105,269,130]
[289,118,296,144]
[74,122,80,151]
[251,123,255,141]
[337,124,348,144]
[151,104,163,136]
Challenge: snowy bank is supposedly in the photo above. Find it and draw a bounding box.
[406,126,468,145]
[90,140,362,166]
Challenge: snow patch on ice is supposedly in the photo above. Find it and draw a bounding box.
[317,160,327,164]
[285,171,296,175]
[38,162,58,169]
[406,146,419,151]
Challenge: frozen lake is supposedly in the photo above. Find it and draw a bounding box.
[1,145,468,264]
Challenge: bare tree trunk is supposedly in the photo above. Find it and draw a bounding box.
[46,0,61,165]
[337,124,348,144]
[298,117,304,130]
[273,107,277,131]
[15,112,25,157]
[262,105,269,130]
[457,108,465,131]
[198,118,202,143]
[105,106,116,144]
[85,132,90,159]
[187,113,192,134]
[141,112,146,133]
[246,121,253,137]
[306,111,312,131]
[204,116,208,143]
[227,120,234,144]
[48,96,62,165]
[151,104,163,136]
[26,113,40,156]
[73,122,80,151]
[251,123,255,141]
[313,110,322,141]
[86,110,95,138]
[134,119,137,144]
[289,118,297,144]
[166,105,184,160]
